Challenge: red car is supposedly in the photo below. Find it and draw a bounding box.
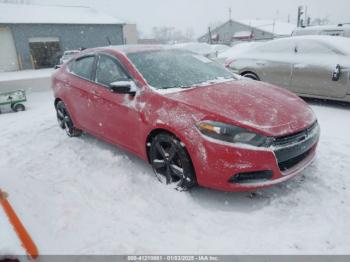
[52,46,320,192]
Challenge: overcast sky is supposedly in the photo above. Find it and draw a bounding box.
[32,0,350,37]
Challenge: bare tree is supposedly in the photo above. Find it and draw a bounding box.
[311,17,331,26]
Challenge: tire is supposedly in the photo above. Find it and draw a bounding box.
[149,133,196,190]
[55,101,82,137]
[12,103,25,112]
[242,72,259,81]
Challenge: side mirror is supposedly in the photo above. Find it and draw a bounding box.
[109,80,137,95]
[332,64,341,81]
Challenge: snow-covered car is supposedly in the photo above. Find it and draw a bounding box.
[59,50,80,64]
[292,24,350,37]
[52,45,319,192]
[174,42,229,58]
[226,36,350,102]
[214,41,263,64]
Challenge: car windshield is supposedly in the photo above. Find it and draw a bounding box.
[127,49,235,89]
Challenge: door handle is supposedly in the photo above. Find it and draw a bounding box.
[256,61,266,66]
[294,63,307,69]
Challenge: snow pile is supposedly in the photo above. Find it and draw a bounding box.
[0,69,53,82]
[1,91,350,254]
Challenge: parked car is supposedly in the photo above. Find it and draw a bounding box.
[52,46,319,192]
[226,36,350,102]
[59,50,80,64]
[292,24,350,37]
[174,42,229,59]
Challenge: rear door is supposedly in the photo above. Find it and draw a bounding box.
[290,40,348,98]
[66,55,98,131]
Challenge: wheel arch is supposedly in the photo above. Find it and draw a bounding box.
[240,70,260,80]
[145,127,193,164]
[54,97,62,108]
[145,128,179,163]
[145,127,198,188]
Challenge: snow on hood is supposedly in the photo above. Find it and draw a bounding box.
[165,79,316,137]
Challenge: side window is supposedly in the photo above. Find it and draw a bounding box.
[297,41,335,55]
[95,55,129,86]
[69,56,95,80]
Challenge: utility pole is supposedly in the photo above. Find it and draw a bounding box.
[297,6,304,27]
[304,6,308,27]
[208,27,212,44]
[307,17,311,26]
[229,7,232,21]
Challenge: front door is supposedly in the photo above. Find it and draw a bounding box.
[251,40,296,89]
[291,40,349,98]
[89,53,142,153]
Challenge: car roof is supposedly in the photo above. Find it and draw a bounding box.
[81,45,187,54]
[263,35,349,45]
[100,45,173,54]
[293,24,350,32]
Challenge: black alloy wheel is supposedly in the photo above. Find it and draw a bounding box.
[55,101,82,137]
[149,133,196,190]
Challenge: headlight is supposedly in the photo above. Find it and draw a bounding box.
[196,121,271,147]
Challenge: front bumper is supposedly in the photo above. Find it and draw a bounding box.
[192,122,320,192]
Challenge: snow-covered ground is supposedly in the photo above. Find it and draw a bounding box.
[0,69,53,93]
[0,204,25,256]
[1,90,350,255]
[0,69,53,82]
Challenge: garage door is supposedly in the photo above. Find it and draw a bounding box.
[0,27,19,72]
[29,37,60,69]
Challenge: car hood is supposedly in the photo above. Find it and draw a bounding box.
[165,79,316,137]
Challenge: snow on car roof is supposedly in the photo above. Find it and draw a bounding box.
[173,42,229,55]
[218,41,263,59]
[290,35,350,54]
[293,24,350,32]
[238,19,296,36]
[107,45,169,54]
[0,3,124,24]
[105,44,229,55]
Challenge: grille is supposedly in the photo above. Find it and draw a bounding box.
[273,121,318,147]
[273,121,319,172]
[278,148,312,171]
